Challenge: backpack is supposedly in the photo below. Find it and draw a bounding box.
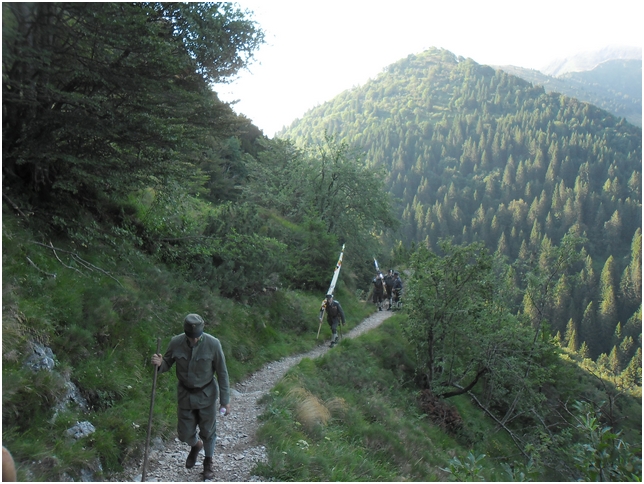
[327,300,341,317]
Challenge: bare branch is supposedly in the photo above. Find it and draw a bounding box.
[464,388,530,460]
[3,192,31,219]
[49,241,84,275]
[29,240,123,287]
[26,256,56,278]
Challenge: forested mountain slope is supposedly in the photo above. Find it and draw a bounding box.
[280,47,642,362]
[497,58,642,126]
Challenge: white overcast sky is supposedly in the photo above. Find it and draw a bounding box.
[214,0,642,137]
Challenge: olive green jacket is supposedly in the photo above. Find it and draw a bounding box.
[158,333,230,410]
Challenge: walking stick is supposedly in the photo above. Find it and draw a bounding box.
[141,337,161,482]
[316,308,325,339]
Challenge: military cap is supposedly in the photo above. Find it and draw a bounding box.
[184,313,204,338]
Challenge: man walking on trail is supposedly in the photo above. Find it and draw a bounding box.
[319,294,346,348]
[151,314,231,481]
[372,271,386,311]
[392,271,403,308]
[384,269,394,310]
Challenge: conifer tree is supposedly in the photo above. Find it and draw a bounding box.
[623,305,642,342]
[580,301,601,359]
[554,275,573,334]
[565,319,579,352]
[578,341,590,359]
[564,318,575,346]
[599,256,619,346]
[608,346,621,376]
[618,336,634,369]
[620,348,642,389]
[496,232,509,257]
[620,229,642,309]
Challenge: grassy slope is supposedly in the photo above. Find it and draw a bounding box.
[253,315,642,481]
[1,207,372,481]
[254,316,517,481]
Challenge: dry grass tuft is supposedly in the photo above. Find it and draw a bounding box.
[325,396,348,418]
[288,386,331,431]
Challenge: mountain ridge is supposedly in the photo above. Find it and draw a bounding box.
[540,44,642,76]
[494,58,642,126]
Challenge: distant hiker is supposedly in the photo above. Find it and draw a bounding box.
[319,294,346,348]
[384,269,394,310]
[372,271,386,311]
[392,271,403,307]
[151,314,230,481]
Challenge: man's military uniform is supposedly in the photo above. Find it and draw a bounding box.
[372,272,385,311]
[157,314,230,479]
[384,270,394,309]
[392,272,403,307]
[319,294,346,347]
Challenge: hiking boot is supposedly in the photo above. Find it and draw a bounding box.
[203,456,214,480]
[329,340,336,348]
[186,440,203,468]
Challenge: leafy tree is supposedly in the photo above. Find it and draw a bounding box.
[403,240,556,425]
[403,240,495,394]
[244,134,400,286]
[569,401,642,481]
[2,2,263,230]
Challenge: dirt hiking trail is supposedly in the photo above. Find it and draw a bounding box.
[112,309,394,482]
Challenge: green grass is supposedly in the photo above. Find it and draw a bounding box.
[1,211,374,481]
[253,315,510,481]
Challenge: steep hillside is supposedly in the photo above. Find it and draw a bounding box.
[279,47,642,361]
[497,58,642,126]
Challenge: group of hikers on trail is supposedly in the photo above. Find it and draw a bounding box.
[143,256,400,481]
[372,269,403,311]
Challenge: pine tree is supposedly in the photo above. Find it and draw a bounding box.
[580,301,601,359]
[554,277,573,334]
[564,318,575,346]
[495,232,509,257]
[620,229,642,309]
[596,353,610,375]
[599,256,619,348]
[623,305,642,342]
[578,341,590,359]
[566,319,579,353]
[608,346,621,376]
[618,336,634,369]
[620,348,642,389]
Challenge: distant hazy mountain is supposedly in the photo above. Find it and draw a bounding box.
[540,45,641,76]
[495,50,642,126]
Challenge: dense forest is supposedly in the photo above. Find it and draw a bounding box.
[2,4,641,481]
[498,58,642,126]
[280,48,642,366]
